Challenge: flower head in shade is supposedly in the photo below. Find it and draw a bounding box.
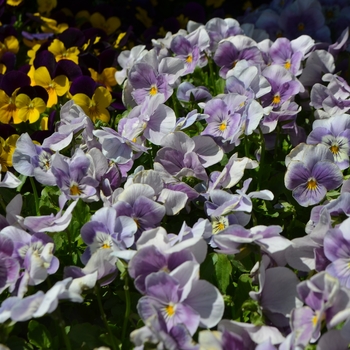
[285,143,343,206]
[0,235,20,294]
[323,217,350,288]
[278,0,331,42]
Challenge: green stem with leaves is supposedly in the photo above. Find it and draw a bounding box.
[122,272,131,344]
[95,284,118,350]
[29,177,40,215]
[257,128,266,191]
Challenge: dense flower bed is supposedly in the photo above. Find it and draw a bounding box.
[1,0,350,349]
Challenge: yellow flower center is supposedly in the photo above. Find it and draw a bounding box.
[307,178,318,190]
[330,144,339,154]
[165,304,176,317]
[272,94,281,105]
[101,243,111,249]
[312,314,318,326]
[149,85,158,96]
[186,54,193,63]
[284,60,291,70]
[219,121,227,131]
[212,216,229,234]
[70,184,82,195]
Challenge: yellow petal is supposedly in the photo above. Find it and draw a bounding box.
[34,66,52,88]
[32,97,47,113]
[48,39,65,57]
[72,93,91,109]
[15,94,31,109]
[102,67,117,89]
[46,88,58,108]
[92,86,112,109]
[53,75,69,96]
[4,36,19,54]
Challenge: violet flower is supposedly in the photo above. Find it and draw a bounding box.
[137,261,224,335]
[307,114,350,170]
[285,143,343,206]
[324,217,350,288]
[80,206,137,264]
[12,133,56,186]
[51,149,99,201]
[125,49,184,106]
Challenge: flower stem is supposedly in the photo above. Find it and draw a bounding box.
[29,177,40,215]
[122,273,131,343]
[95,284,118,350]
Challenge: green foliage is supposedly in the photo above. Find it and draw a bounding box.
[27,320,52,349]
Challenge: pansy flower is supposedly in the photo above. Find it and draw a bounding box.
[71,76,112,123]
[15,93,46,124]
[89,12,121,36]
[0,134,19,172]
[33,66,69,108]
[0,71,31,124]
[285,143,343,206]
[48,38,80,64]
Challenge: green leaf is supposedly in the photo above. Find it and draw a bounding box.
[27,320,52,349]
[5,336,34,350]
[68,322,105,349]
[232,274,254,321]
[39,186,61,213]
[68,199,91,242]
[214,254,232,294]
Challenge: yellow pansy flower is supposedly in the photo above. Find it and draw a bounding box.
[0,134,19,171]
[136,7,152,28]
[32,13,68,34]
[72,86,112,123]
[89,12,121,35]
[48,39,80,64]
[37,0,57,15]
[6,0,23,6]
[206,0,225,7]
[88,67,117,92]
[34,67,69,107]
[0,36,19,59]
[27,44,41,65]
[15,93,46,123]
[0,89,22,124]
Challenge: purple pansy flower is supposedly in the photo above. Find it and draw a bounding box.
[307,114,350,170]
[285,143,343,206]
[51,149,99,201]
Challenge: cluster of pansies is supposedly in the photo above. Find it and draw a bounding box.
[1,0,350,349]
